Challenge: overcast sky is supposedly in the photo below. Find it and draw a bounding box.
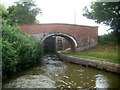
[1,0,111,35]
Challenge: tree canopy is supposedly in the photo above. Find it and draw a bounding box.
[83,2,120,44]
[2,0,42,24]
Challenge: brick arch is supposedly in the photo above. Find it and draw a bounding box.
[19,23,98,51]
[41,32,78,51]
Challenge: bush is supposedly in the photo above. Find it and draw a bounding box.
[2,40,18,79]
[2,20,43,80]
[98,32,118,45]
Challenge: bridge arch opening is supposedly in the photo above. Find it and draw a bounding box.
[41,32,78,53]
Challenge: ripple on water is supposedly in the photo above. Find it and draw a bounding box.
[4,75,55,88]
[3,55,119,88]
[95,74,109,88]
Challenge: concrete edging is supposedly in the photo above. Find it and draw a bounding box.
[57,53,120,74]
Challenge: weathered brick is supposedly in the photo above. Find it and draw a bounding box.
[19,23,98,50]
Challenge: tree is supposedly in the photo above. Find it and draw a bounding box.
[0,4,8,20]
[83,2,120,44]
[7,0,42,24]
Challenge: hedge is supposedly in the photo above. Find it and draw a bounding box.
[2,20,43,80]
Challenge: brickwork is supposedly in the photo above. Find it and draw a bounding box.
[19,23,98,51]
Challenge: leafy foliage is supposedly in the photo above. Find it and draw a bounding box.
[2,20,43,80]
[83,2,120,44]
[3,0,41,25]
[98,32,117,45]
[1,3,43,80]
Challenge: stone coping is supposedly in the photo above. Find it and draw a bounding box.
[57,53,120,74]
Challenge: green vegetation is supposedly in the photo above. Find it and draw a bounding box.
[99,32,117,45]
[62,31,119,64]
[82,2,119,64]
[2,0,41,25]
[62,44,119,64]
[83,2,120,44]
[1,3,43,80]
[2,20,43,80]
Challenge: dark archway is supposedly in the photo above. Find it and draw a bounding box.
[41,32,78,52]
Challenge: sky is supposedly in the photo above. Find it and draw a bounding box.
[1,0,111,35]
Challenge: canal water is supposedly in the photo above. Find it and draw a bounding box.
[3,55,119,88]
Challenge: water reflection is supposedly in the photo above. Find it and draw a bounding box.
[95,74,109,88]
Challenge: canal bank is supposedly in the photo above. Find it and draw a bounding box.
[57,53,120,74]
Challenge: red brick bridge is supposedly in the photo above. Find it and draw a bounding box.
[19,23,98,52]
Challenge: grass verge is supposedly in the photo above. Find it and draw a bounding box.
[62,44,119,64]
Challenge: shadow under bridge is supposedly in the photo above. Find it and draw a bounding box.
[40,32,78,53]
